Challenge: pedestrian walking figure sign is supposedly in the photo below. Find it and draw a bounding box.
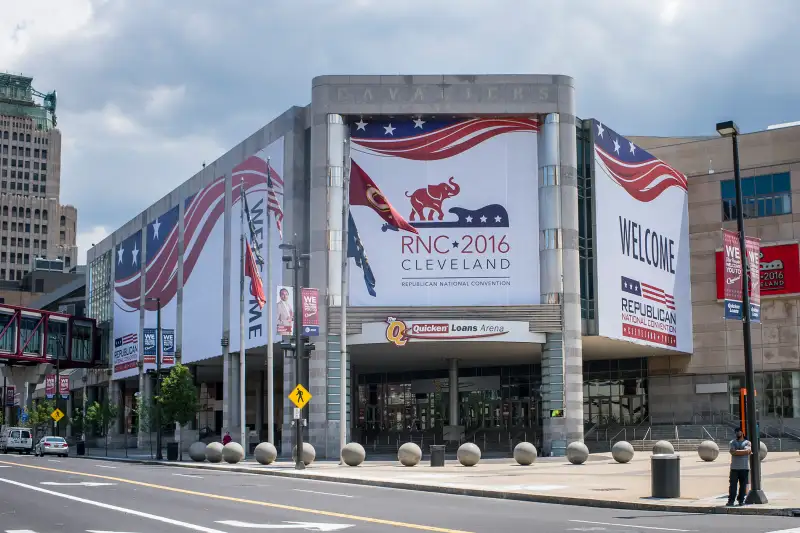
[289,384,311,409]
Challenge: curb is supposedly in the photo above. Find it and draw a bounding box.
[73,455,799,517]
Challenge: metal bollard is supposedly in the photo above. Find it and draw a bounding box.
[651,453,680,498]
[430,445,446,467]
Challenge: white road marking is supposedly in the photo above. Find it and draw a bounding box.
[173,473,204,479]
[7,530,39,533]
[87,531,142,533]
[568,521,695,532]
[48,459,61,462]
[293,489,353,498]
[95,465,117,469]
[41,481,116,487]
[765,529,800,533]
[217,521,354,530]
[0,477,226,533]
[0,465,12,468]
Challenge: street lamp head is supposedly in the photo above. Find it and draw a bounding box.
[279,243,295,251]
[282,255,293,263]
[716,120,739,137]
[300,253,311,262]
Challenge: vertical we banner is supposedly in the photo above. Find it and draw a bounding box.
[722,229,761,322]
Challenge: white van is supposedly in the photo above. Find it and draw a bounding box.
[0,427,34,454]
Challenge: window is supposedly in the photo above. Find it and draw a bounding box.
[10,222,15,232]
[722,172,792,220]
[42,210,47,221]
[11,133,16,141]
[25,208,30,218]
[22,183,28,192]
[33,173,38,181]
[59,231,65,243]
[9,182,14,190]
[60,215,65,226]
[65,256,71,268]
[1,238,5,247]
[1,181,5,189]
[33,240,38,248]
[0,270,5,280]
[1,252,5,261]
[25,134,30,142]
[24,223,30,233]
[42,149,47,159]
[40,185,45,194]
[23,254,29,265]
[34,209,39,219]
[11,207,16,217]
[32,184,38,192]
[10,254,15,264]
[33,224,39,234]
[33,149,39,158]
[2,206,6,216]
[1,222,5,230]
[42,225,47,234]
[24,238,29,247]
[11,146,16,156]
[24,148,30,157]
[16,270,21,281]
[10,238,15,247]
[41,162,46,171]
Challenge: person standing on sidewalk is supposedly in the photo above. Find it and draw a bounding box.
[727,427,752,506]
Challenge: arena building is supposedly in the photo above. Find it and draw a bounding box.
[85,74,800,458]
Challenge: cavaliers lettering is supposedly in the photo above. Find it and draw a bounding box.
[618,216,676,274]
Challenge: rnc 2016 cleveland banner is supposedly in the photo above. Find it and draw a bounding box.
[348,117,540,307]
[593,120,693,353]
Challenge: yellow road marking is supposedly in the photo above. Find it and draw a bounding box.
[0,460,471,533]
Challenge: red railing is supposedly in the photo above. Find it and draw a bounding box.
[0,304,99,367]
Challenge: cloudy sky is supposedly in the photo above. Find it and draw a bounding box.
[2,0,798,263]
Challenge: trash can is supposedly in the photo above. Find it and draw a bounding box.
[430,445,446,467]
[651,453,680,498]
[76,441,85,456]
[166,442,180,461]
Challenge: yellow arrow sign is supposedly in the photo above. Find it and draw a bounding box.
[50,408,64,422]
[289,384,311,409]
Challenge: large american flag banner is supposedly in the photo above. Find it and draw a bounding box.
[350,117,539,161]
[114,154,282,310]
[594,121,687,203]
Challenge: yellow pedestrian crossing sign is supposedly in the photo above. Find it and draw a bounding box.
[289,384,311,409]
[50,408,64,422]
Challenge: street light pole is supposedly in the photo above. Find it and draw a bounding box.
[155,297,163,461]
[280,242,309,471]
[716,120,767,505]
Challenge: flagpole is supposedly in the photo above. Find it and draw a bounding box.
[266,158,275,445]
[239,178,247,451]
[340,139,350,459]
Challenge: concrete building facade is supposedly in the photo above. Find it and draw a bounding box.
[83,73,800,458]
[0,73,78,281]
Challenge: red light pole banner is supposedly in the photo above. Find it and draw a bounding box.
[301,288,320,336]
[746,236,761,323]
[722,229,744,320]
[45,375,56,400]
[59,375,70,399]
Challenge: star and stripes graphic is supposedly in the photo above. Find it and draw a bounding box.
[350,117,539,161]
[593,120,687,203]
[114,154,283,311]
[621,276,675,310]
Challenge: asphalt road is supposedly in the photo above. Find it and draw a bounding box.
[0,454,798,533]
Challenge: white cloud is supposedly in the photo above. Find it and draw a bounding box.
[0,0,94,68]
[76,225,109,265]
[2,0,799,245]
[144,85,186,117]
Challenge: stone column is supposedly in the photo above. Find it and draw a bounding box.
[448,359,459,426]
[255,370,264,439]
[538,112,582,456]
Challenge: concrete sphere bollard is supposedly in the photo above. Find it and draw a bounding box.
[222,442,245,464]
[341,442,366,467]
[398,442,422,467]
[457,442,481,467]
[653,440,675,455]
[698,440,719,462]
[759,441,768,461]
[254,442,278,465]
[205,442,224,463]
[188,441,207,462]
[611,441,635,464]
[292,443,317,466]
[513,442,538,466]
[566,441,590,465]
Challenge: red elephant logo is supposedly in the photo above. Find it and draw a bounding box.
[405,177,461,221]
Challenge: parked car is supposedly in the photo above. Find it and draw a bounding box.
[35,436,69,457]
[0,427,34,454]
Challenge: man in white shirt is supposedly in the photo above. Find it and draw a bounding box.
[277,288,293,334]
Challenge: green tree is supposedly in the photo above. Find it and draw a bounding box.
[85,401,119,438]
[134,391,155,457]
[155,364,198,456]
[25,400,56,438]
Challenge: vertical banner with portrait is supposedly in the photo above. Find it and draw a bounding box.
[276,285,294,336]
[45,375,56,399]
[59,375,70,399]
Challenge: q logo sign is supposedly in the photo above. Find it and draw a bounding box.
[385,318,409,347]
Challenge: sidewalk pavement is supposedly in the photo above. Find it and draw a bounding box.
[76,447,800,516]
